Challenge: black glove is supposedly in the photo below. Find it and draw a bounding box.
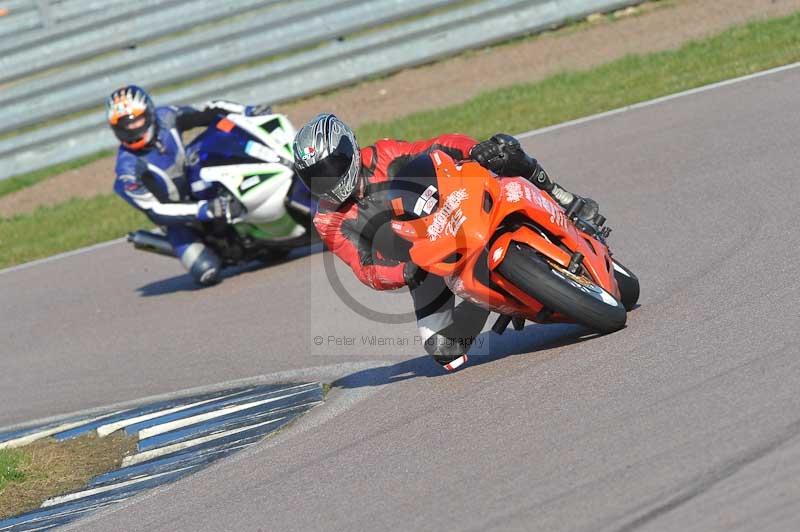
[403,262,427,289]
[470,134,538,179]
[204,100,247,116]
[247,104,273,116]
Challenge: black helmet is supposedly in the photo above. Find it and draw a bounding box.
[293,113,362,206]
[106,85,156,150]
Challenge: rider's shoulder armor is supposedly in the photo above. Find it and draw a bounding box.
[386,153,441,221]
[156,106,179,129]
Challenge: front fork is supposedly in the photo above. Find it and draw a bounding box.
[485,226,581,333]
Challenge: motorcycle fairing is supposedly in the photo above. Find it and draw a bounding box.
[185,114,308,240]
[391,150,620,320]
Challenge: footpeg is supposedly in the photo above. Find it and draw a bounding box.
[492,314,512,335]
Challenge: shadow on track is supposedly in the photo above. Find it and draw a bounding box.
[334,323,599,389]
[136,244,324,297]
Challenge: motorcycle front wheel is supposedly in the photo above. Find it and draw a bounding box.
[496,242,627,334]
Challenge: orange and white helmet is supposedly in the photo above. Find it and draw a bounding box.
[106,85,156,151]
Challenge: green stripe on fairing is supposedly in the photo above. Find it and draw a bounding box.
[257,115,293,160]
[239,171,281,196]
[235,212,301,240]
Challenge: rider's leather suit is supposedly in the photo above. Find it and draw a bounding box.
[113,104,259,284]
[313,134,491,366]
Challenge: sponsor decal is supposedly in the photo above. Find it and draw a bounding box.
[524,186,534,202]
[426,188,469,241]
[508,180,567,228]
[492,247,504,264]
[422,197,437,214]
[505,181,523,203]
[413,185,439,216]
[245,141,280,163]
[300,146,316,161]
[532,190,568,230]
[121,177,150,198]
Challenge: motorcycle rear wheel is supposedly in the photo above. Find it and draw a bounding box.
[496,242,627,334]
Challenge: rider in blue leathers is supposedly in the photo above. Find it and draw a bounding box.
[107,85,270,285]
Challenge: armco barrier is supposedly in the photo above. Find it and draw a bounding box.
[0,0,642,180]
[0,0,458,131]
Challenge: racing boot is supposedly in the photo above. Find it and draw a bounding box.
[168,226,222,286]
[533,167,600,224]
[422,301,489,371]
[424,333,470,371]
[180,242,222,286]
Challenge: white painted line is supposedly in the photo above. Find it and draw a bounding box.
[0,376,324,438]
[137,388,313,439]
[0,238,126,276]
[0,411,122,450]
[40,465,196,507]
[95,388,256,437]
[517,61,800,140]
[122,416,287,467]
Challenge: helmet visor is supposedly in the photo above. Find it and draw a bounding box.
[113,113,153,145]
[296,154,352,197]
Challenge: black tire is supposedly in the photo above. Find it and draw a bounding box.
[611,260,640,311]
[496,242,627,334]
[258,248,292,263]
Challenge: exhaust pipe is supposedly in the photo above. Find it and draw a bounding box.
[128,230,174,257]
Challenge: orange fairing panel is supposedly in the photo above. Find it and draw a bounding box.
[216,118,236,133]
[390,150,621,313]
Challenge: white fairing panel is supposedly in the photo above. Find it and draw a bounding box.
[196,113,304,237]
[198,163,294,223]
[248,173,293,223]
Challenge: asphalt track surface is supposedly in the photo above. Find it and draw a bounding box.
[2,65,800,531]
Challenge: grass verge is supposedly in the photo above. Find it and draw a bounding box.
[0,195,149,269]
[356,11,800,142]
[0,450,27,490]
[1,11,800,268]
[0,432,137,519]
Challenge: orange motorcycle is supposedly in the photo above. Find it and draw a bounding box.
[389,150,639,343]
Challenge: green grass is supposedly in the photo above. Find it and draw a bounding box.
[0,450,27,490]
[356,11,800,143]
[0,196,148,269]
[0,150,112,199]
[0,433,136,519]
[2,11,800,268]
